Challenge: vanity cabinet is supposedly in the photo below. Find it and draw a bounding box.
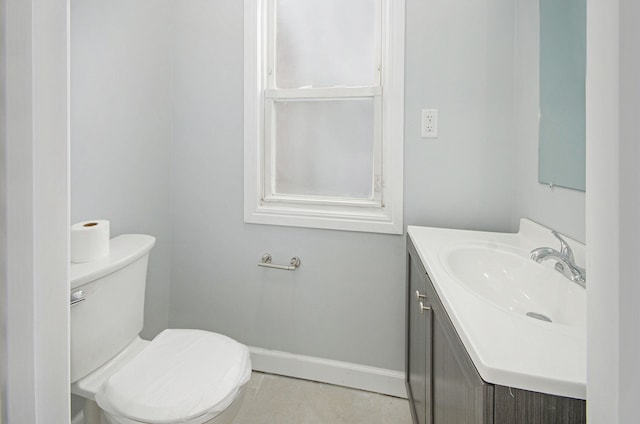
[406,238,586,424]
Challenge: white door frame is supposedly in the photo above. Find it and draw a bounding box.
[2,0,70,422]
[0,0,635,422]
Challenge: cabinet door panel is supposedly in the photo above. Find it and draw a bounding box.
[422,260,493,424]
[407,240,432,424]
[407,236,492,424]
[432,313,492,424]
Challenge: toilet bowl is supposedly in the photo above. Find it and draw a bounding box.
[70,234,251,424]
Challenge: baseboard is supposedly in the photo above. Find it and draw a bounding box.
[248,346,407,399]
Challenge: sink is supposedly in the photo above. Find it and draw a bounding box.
[409,220,586,399]
[440,242,586,327]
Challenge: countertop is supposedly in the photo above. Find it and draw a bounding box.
[407,219,586,400]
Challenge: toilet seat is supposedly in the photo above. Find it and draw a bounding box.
[95,329,251,424]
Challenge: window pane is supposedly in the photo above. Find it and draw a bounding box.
[273,99,374,198]
[275,0,377,88]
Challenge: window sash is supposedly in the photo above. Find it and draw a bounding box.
[263,0,384,209]
[244,0,405,234]
[263,93,383,207]
[266,0,383,91]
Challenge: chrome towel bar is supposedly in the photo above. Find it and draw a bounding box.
[258,253,301,271]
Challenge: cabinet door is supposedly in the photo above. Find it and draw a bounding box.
[407,239,432,424]
[424,271,494,424]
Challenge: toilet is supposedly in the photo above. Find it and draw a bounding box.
[70,234,251,424]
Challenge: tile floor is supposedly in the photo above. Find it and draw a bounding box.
[233,372,413,424]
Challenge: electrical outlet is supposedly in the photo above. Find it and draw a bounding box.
[421,109,438,138]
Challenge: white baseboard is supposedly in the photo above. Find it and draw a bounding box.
[248,346,407,399]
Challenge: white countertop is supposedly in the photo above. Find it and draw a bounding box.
[407,219,586,400]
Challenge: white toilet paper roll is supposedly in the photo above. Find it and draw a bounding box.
[71,220,110,263]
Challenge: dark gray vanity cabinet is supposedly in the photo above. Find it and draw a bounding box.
[406,238,586,424]
[407,236,430,424]
[406,238,492,424]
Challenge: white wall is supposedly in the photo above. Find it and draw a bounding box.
[586,1,620,422]
[70,0,173,340]
[587,0,640,421]
[170,0,516,373]
[1,0,7,419]
[513,0,586,242]
[618,1,640,419]
[4,0,70,421]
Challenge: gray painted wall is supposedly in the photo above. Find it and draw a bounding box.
[513,0,586,242]
[70,0,173,340]
[618,1,640,418]
[170,0,406,369]
[70,0,586,378]
[405,0,515,233]
[170,0,516,372]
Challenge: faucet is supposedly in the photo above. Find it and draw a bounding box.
[531,231,586,288]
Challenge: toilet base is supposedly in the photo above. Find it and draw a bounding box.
[82,400,107,424]
[81,386,247,424]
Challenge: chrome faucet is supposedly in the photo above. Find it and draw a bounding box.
[531,231,586,288]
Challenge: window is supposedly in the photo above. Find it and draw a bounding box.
[244,0,404,234]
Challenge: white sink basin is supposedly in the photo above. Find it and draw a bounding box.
[440,242,586,327]
[409,220,586,399]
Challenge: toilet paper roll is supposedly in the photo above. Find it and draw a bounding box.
[71,220,110,263]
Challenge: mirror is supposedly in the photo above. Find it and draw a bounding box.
[538,0,586,191]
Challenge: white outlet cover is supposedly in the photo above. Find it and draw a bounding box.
[421,109,438,138]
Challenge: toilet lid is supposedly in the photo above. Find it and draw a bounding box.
[95,329,251,424]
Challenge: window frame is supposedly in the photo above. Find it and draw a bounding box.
[244,0,404,234]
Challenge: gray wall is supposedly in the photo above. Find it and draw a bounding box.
[70,0,173,340]
[405,0,515,232]
[512,0,586,242]
[170,0,406,369]
[70,0,586,377]
[618,0,640,418]
[169,0,516,372]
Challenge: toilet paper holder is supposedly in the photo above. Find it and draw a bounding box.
[258,253,301,271]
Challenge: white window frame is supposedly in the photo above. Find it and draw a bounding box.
[244,0,404,234]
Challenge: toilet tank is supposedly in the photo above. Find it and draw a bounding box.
[70,234,156,383]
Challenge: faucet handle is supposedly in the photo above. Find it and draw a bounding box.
[552,230,575,262]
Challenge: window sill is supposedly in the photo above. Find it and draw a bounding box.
[244,203,403,234]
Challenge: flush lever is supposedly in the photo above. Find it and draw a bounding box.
[70,290,86,306]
